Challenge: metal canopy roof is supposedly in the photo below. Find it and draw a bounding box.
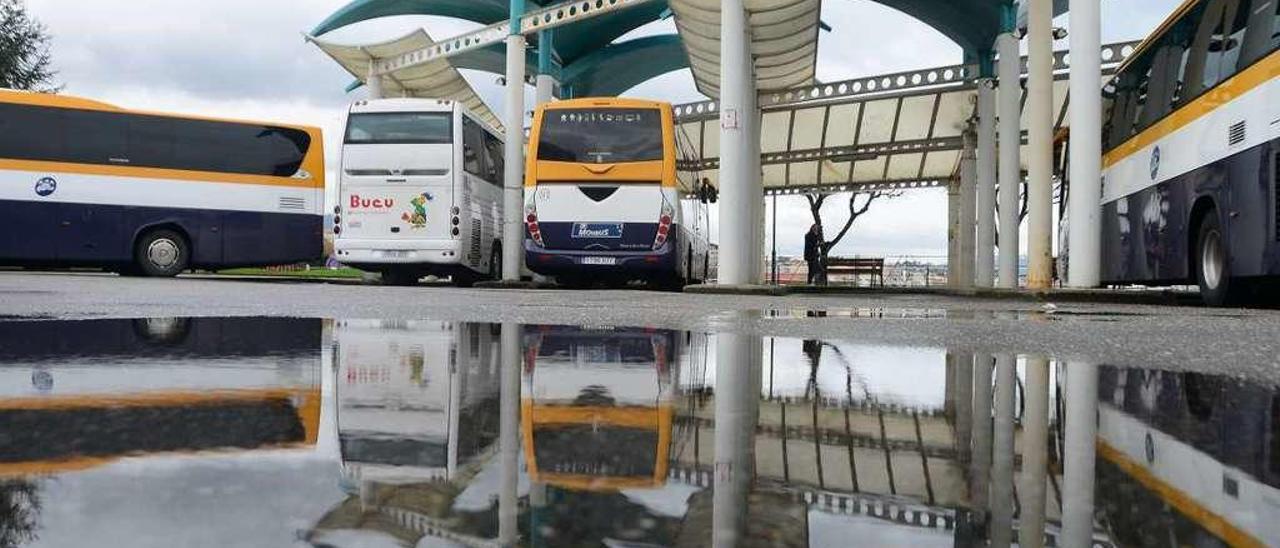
[310,0,690,100]
[675,41,1140,196]
[668,0,823,98]
[309,30,504,131]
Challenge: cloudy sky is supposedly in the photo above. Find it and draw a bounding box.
[25,0,1181,258]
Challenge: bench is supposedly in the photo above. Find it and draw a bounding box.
[824,257,885,288]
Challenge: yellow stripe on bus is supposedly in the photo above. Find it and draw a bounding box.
[1097,439,1266,548]
[0,158,324,189]
[1102,50,1280,170]
[0,387,319,411]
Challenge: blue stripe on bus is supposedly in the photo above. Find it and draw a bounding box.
[0,199,322,269]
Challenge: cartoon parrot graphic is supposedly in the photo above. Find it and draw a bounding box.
[402,192,434,228]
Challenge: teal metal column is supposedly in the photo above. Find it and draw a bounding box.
[536,30,555,104]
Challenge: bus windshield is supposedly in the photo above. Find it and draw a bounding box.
[345,112,452,145]
[537,108,663,163]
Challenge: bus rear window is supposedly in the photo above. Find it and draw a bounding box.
[537,108,663,163]
[345,112,452,145]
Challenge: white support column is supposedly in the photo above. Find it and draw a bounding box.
[990,352,1017,547]
[1061,361,1099,548]
[1068,0,1103,288]
[366,61,384,100]
[712,332,762,547]
[717,0,763,286]
[502,34,527,281]
[1019,356,1051,548]
[976,81,998,288]
[997,33,1022,289]
[1026,0,1054,289]
[969,353,994,523]
[536,75,555,104]
[956,129,978,291]
[498,323,520,546]
[947,180,961,288]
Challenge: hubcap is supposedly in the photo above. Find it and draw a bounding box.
[147,239,180,269]
[1201,229,1224,290]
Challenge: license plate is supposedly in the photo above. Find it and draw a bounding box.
[572,223,624,239]
[379,250,409,258]
[582,257,617,266]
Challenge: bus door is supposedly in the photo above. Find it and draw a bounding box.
[340,111,456,247]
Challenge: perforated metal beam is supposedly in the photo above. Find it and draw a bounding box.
[368,0,659,76]
[672,40,1141,124]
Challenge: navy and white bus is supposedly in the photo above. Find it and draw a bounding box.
[0,89,325,276]
[1099,0,1280,304]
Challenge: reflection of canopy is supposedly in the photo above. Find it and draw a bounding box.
[308,30,503,132]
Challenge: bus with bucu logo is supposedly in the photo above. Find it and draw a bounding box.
[334,98,505,286]
[523,98,714,289]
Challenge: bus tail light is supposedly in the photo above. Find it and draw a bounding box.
[653,198,674,249]
[525,203,545,248]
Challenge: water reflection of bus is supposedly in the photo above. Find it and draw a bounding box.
[0,317,322,476]
[334,320,500,487]
[1097,366,1280,546]
[521,325,678,491]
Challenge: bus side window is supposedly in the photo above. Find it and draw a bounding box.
[0,103,64,162]
[1238,0,1275,69]
[483,131,504,187]
[63,109,129,165]
[462,118,485,180]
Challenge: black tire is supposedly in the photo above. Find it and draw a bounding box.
[382,268,420,287]
[134,229,189,277]
[686,247,695,284]
[454,272,478,288]
[559,276,593,290]
[1194,212,1239,306]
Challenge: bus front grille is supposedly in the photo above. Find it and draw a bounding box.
[470,219,483,266]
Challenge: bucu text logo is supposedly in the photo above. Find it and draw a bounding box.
[349,194,395,209]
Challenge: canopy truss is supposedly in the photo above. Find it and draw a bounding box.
[668,0,823,97]
[675,41,1141,196]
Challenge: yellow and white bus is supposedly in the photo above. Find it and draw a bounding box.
[1098,0,1279,304]
[0,89,325,276]
[523,98,712,288]
[0,317,322,477]
[521,325,677,491]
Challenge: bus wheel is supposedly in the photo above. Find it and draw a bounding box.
[134,229,189,277]
[686,247,695,284]
[1195,213,1238,306]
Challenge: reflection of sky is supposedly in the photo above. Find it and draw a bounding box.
[28,452,342,548]
[808,511,952,548]
[763,339,948,407]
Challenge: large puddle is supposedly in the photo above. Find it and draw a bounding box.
[0,317,1276,547]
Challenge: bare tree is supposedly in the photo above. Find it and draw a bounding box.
[0,0,57,92]
[804,190,901,263]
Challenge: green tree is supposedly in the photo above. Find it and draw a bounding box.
[0,0,56,91]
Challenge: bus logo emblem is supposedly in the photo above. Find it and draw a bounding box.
[1149,146,1161,181]
[572,223,623,239]
[34,177,57,197]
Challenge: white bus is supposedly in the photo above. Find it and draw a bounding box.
[334,320,501,487]
[334,99,505,286]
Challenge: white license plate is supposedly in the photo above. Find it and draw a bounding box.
[379,250,409,258]
[582,257,617,266]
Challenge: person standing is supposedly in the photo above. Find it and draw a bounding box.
[804,224,823,285]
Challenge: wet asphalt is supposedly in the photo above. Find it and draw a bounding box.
[1,271,1278,382]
